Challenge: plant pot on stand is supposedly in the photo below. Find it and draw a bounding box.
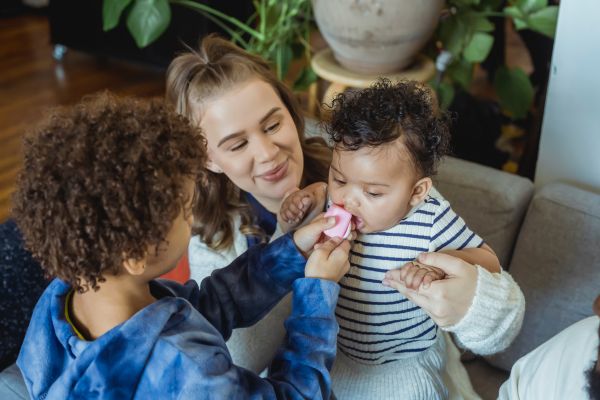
[309,0,442,116]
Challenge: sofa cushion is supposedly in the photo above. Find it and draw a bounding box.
[434,157,534,267]
[487,182,600,371]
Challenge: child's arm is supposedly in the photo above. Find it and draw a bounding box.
[429,199,501,273]
[278,181,328,233]
[397,198,501,290]
[171,237,350,399]
[440,243,501,273]
[171,216,336,340]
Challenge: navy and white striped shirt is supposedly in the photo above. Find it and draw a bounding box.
[336,188,484,364]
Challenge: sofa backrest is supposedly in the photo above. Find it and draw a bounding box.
[434,157,534,267]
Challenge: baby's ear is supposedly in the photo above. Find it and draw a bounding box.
[409,177,432,207]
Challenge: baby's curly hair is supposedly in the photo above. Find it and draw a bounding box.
[12,91,205,292]
[326,79,451,177]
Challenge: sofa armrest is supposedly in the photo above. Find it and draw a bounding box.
[487,182,600,371]
[433,156,534,267]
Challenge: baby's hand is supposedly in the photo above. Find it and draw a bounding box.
[279,182,327,233]
[394,261,446,290]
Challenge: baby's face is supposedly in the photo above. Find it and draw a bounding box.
[328,139,421,233]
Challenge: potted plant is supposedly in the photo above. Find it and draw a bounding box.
[102,0,317,91]
[431,0,559,118]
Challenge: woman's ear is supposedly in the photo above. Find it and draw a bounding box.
[409,177,433,207]
[206,159,223,174]
[122,257,147,276]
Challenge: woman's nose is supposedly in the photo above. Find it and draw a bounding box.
[254,134,278,162]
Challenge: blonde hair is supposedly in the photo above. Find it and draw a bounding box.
[166,35,331,250]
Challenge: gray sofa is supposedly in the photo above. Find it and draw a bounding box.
[434,156,600,400]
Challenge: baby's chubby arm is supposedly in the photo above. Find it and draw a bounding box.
[278,182,328,233]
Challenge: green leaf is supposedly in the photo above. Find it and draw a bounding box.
[504,5,525,19]
[480,0,504,11]
[438,15,468,57]
[447,59,474,89]
[293,66,317,91]
[126,0,171,48]
[493,66,534,119]
[102,0,133,31]
[463,32,494,63]
[275,43,293,80]
[512,17,528,30]
[468,13,495,32]
[436,81,456,110]
[515,0,547,13]
[527,6,559,38]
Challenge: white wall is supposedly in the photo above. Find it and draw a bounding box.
[535,0,600,193]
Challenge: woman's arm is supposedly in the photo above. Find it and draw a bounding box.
[384,252,525,355]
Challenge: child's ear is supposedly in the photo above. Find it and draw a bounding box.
[122,257,147,276]
[409,177,433,207]
[206,159,223,174]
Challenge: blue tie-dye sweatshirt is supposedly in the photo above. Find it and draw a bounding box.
[17,234,340,399]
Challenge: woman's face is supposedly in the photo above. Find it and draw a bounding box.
[199,79,304,212]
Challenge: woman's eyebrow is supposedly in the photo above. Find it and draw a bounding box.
[217,107,281,148]
[217,131,244,147]
[259,107,281,124]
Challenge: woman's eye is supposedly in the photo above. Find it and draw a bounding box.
[265,122,280,133]
[230,140,248,151]
[333,178,346,185]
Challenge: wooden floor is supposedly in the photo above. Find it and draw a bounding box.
[0,13,165,222]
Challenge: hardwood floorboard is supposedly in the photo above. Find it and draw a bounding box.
[0,13,165,222]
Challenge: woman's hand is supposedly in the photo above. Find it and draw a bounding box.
[382,252,478,327]
[305,236,351,282]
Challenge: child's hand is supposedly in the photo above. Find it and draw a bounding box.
[386,260,446,290]
[278,182,328,233]
[305,236,351,282]
[292,214,335,257]
[293,213,356,258]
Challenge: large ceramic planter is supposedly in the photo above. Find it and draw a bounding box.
[312,0,444,74]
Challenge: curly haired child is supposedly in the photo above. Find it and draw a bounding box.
[12,91,352,399]
[280,79,501,399]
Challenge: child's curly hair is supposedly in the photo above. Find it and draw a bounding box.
[326,79,451,177]
[12,91,206,292]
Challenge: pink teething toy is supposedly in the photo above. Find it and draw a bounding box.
[323,204,352,239]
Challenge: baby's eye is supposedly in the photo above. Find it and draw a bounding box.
[230,140,248,151]
[366,192,383,198]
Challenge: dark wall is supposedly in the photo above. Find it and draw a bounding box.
[48,0,254,68]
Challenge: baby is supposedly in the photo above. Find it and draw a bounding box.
[280,79,501,399]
